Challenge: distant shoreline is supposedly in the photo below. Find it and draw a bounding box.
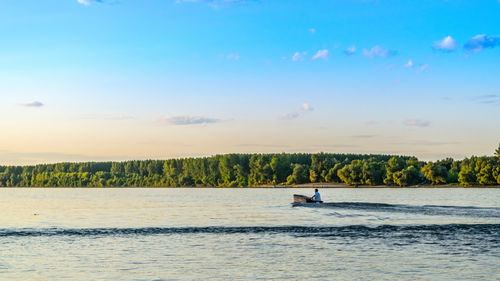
[2,152,499,188]
[250,183,500,188]
[2,184,500,188]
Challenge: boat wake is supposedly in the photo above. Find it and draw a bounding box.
[292,202,500,218]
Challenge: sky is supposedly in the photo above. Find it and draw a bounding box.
[1,0,499,165]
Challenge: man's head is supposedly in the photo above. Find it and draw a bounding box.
[315,189,318,192]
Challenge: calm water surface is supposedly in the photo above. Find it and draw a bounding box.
[0,188,499,280]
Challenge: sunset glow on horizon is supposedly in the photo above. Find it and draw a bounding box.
[1,0,499,165]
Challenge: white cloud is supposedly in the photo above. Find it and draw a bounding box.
[433,36,458,52]
[155,116,221,126]
[404,60,429,72]
[464,34,500,53]
[362,45,395,58]
[280,103,314,120]
[20,101,44,107]
[344,45,356,56]
[77,0,109,5]
[291,51,307,62]
[301,103,313,112]
[312,49,329,60]
[403,119,430,127]
[175,0,256,8]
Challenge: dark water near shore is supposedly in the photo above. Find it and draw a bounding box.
[0,188,498,280]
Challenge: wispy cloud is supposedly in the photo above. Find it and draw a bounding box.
[362,46,396,58]
[432,36,458,52]
[77,0,105,5]
[312,49,329,60]
[309,28,316,34]
[404,59,414,68]
[418,64,429,73]
[301,103,313,112]
[280,103,314,120]
[20,101,44,107]
[344,45,356,56]
[154,116,222,126]
[175,0,257,8]
[473,94,499,104]
[464,34,500,53]
[280,112,300,120]
[403,119,430,127]
[404,60,428,73]
[291,51,307,62]
[177,0,254,3]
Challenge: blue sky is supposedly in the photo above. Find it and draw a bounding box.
[1,0,499,165]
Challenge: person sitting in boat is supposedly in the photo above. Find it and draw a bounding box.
[312,189,321,202]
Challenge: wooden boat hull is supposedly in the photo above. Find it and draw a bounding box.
[293,194,323,203]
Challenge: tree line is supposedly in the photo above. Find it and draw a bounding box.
[0,145,499,187]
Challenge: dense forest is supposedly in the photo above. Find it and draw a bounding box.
[0,144,499,187]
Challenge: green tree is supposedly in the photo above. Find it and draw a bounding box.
[384,157,405,185]
[477,163,496,185]
[270,154,291,184]
[234,164,248,187]
[337,160,364,185]
[421,162,448,184]
[393,166,420,187]
[7,152,496,188]
[325,163,342,183]
[286,164,308,185]
[248,154,273,185]
[111,162,125,174]
[362,160,385,185]
[309,169,318,183]
[492,166,500,184]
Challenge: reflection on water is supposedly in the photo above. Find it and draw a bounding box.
[0,188,499,280]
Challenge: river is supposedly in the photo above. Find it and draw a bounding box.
[0,188,498,280]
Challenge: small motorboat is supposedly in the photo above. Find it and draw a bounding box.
[293,194,323,203]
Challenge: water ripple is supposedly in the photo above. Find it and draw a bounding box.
[0,224,498,238]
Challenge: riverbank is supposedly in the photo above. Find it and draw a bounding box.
[251,183,500,188]
[2,184,500,188]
